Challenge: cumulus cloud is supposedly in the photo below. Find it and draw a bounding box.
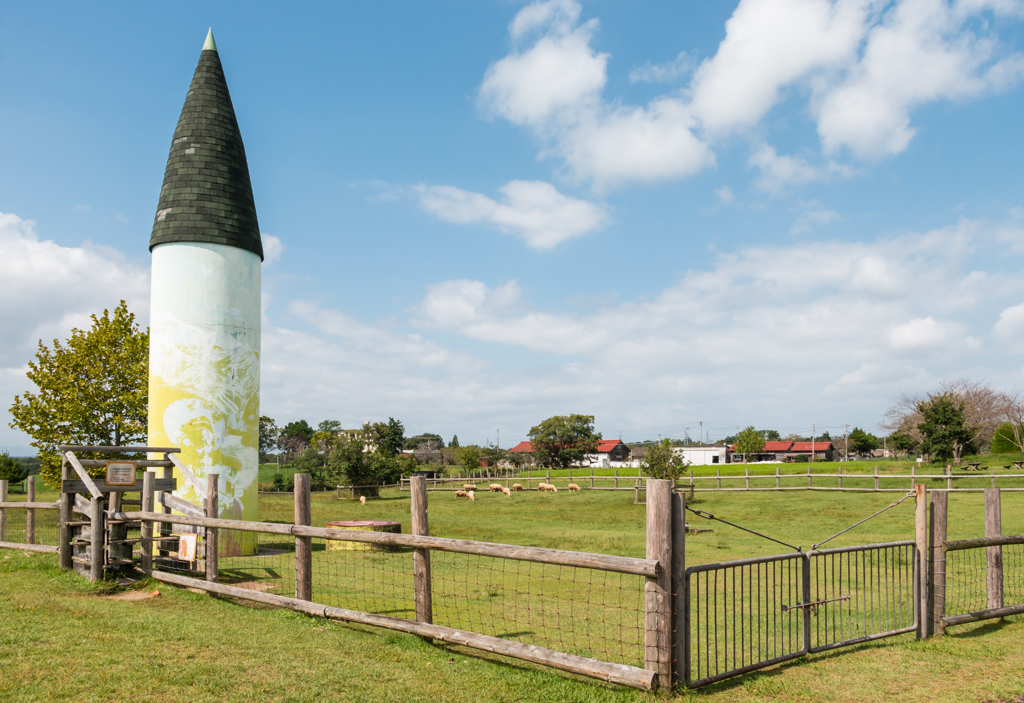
[262,234,285,266]
[0,212,151,444]
[629,51,694,83]
[414,180,609,249]
[790,199,842,234]
[479,0,1024,189]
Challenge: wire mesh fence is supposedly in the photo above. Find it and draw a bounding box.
[945,543,1024,617]
[1,507,61,547]
[150,517,210,577]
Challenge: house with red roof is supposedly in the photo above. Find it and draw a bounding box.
[508,439,632,467]
[727,440,834,462]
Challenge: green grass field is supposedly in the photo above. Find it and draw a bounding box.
[2,484,1023,701]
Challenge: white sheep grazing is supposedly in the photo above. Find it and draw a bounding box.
[502,486,511,497]
[359,495,367,505]
[463,484,476,491]
[550,485,558,492]
[567,483,581,492]
[489,483,503,492]
[511,483,523,491]
[467,490,475,501]
[454,490,468,499]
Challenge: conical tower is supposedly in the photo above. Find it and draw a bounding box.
[150,29,262,259]
[148,30,262,556]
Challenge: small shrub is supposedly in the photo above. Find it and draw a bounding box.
[0,452,28,483]
[272,473,294,492]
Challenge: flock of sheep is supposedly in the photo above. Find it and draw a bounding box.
[452,482,582,500]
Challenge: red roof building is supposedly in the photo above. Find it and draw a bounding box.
[507,439,631,465]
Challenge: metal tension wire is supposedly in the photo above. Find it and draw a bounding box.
[810,490,916,551]
[686,507,803,552]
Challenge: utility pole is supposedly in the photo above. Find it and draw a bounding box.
[497,429,499,449]
[684,426,689,445]
[844,422,850,462]
[700,420,703,446]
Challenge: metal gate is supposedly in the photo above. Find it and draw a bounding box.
[684,540,918,687]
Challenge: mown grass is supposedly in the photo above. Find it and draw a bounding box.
[2,484,1023,701]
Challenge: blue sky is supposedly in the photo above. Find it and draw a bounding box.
[5,0,1024,452]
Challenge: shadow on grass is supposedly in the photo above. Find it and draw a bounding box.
[946,618,1014,638]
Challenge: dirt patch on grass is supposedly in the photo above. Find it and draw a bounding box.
[101,590,161,601]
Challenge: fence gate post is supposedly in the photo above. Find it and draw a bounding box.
[206,473,219,583]
[645,478,672,690]
[914,484,927,639]
[0,480,6,542]
[670,490,687,686]
[26,476,35,544]
[59,457,73,570]
[140,472,155,573]
[411,476,433,633]
[929,490,948,635]
[89,495,104,583]
[985,488,1003,610]
[294,473,312,601]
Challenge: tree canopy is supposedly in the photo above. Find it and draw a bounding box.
[990,422,1023,455]
[258,416,279,457]
[456,445,482,473]
[450,434,460,448]
[368,418,405,457]
[527,414,602,469]
[0,452,28,484]
[405,433,445,450]
[8,301,148,487]
[917,393,975,464]
[641,439,687,480]
[848,427,880,455]
[733,426,765,458]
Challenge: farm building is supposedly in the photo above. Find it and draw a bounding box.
[673,445,728,465]
[508,439,632,467]
[728,440,834,463]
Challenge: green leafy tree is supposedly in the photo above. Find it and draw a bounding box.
[481,442,507,468]
[328,436,403,495]
[258,416,279,457]
[734,426,765,460]
[368,418,404,457]
[456,445,482,474]
[405,433,445,450]
[849,427,880,455]
[310,420,342,453]
[527,414,602,468]
[281,420,314,444]
[640,439,687,480]
[760,429,781,440]
[0,452,28,484]
[450,434,460,448]
[990,422,1023,455]
[917,393,975,464]
[9,301,148,488]
[890,431,919,457]
[290,446,336,490]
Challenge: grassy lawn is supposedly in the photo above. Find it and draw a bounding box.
[2,485,1023,700]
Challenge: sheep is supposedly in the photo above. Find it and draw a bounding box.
[538,483,558,493]
[501,486,511,497]
[511,483,524,491]
[467,490,475,501]
[454,490,468,499]
[463,484,476,491]
[359,495,367,505]
[567,483,581,492]
[489,483,504,492]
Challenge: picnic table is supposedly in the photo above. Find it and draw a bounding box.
[965,462,983,471]
[1013,461,1024,470]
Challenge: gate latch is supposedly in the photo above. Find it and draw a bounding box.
[782,595,850,614]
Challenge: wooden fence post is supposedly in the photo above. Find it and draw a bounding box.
[874,466,880,491]
[108,491,130,565]
[0,480,6,542]
[671,491,687,687]
[140,472,154,573]
[645,478,672,690]
[26,476,35,544]
[294,473,312,601]
[590,467,595,489]
[716,467,721,490]
[59,457,73,570]
[745,466,750,490]
[775,466,780,489]
[614,469,619,490]
[985,488,1003,610]
[90,495,104,583]
[159,456,173,559]
[206,473,219,583]
[411,476,433,632]
[929,490,948,636]
[911,463,916,490]
[914,484,927,639]
[947,465,952,491]
[838,466,843,489]
[807,465,812,489]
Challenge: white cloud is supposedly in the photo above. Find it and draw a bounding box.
[715,186,736,204]
[479,0,1024,190]
[888,316,975,351]
[629,51,693,83]
[994,301,1024,350]
[262,234,285,266]
[415,180,608,249]
[790,199,842,234]
[0,212,150,444]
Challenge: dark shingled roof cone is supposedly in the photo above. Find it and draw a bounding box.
[150,29,263,260]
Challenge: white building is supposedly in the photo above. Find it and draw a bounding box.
[674,445,728,466]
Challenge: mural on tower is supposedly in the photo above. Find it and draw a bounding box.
[147,29,263,556]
